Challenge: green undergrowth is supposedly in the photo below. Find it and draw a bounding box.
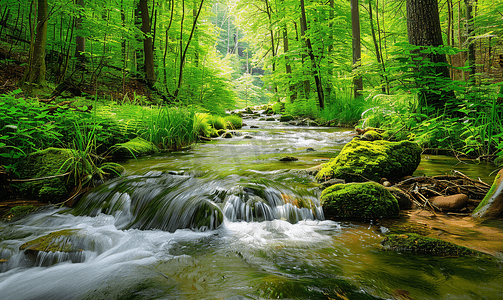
[0,91,242,178]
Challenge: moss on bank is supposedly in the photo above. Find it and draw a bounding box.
[112,137,159,159]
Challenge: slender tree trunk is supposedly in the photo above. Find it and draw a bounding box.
[351,0,363,98]
[174,0,205,98]
[465,0,476,79]
[300,0,324,109]
[21,0,48,88]
[368,0,386,93]
[283,24,296,102]
[75,0,85,65]
[139,0,155,87]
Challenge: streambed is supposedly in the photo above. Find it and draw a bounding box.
[1,117,502,300]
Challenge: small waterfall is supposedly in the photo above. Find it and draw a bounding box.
[71,171,323,232]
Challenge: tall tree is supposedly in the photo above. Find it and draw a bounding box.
[406,0,454,111]
[351,0,362,98]
[138,0,155,87]
[20,0,48,89]
[75,0,85,65]
[465,0,476,79]
[300,0,324,109]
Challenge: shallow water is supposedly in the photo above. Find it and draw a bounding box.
[1,116,502,300]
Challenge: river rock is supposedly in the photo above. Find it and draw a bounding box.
[472,169,503,218]
[385,187,412,210]
[222,132,233,138]
[321,182,399,220]
[112,137,159,159]
[316,138,422,183]
[17,147,76,202]
[279,156,298,162]
[280,114,295,122]
[381,233,480,257]
[430,194,468,211]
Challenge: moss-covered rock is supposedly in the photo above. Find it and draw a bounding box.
[16,147,75,202]
[20,229,83,254]
[361,130,382,141]
[112,137,159,159]
[316,138,422,183]
[320,182,399,220]
[381,233,480,257]
[2,205,38,221]
[280,114,295,122]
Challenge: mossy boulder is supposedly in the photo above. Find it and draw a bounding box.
[280,114,295,122]
[20,229,84,254]
[112,137,159,159]
[316,138,422,183]
[2,205,38,221]
[16,147,76,202]
[381,233,480,257]
[361,130,382,141]
[321,182,399,220]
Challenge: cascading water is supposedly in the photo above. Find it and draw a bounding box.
[1,116,502,300]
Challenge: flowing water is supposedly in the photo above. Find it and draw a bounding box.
[1,116,503,300]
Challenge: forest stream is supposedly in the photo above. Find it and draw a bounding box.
[1,116,503,300]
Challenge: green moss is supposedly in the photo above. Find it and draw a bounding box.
[361,130,382,141]
[16,147,75,201]
[472,171,503,218]
[316,138,422,183]
[2,205,38,221]
[381,233,481,257]
[280,114,295,122]
[112,137,159,159]
[19,229,82,253]
[320,182,399,220]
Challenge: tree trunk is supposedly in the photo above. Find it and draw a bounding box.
[21,0,48,88]
[139,0,155,87]
[174,0,205,98]
[283,24,296,103]
[351,0,363,98]
[465,0,476,80]
[300,0,324,109]
[406,0,454,112]
[75,0,85,65]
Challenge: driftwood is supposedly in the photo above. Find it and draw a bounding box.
[393,171,490,213]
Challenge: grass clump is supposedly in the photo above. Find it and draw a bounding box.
[224,115,242,129]
[207,115,227,130]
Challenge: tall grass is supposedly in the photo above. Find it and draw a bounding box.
[139,106,197,150]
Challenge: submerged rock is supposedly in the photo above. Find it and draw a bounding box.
[472,169,503,218]
[321,182,399,220]
[279,156,298,162]
[20,229,83,254]
[430,194,468,211]
[316,138,422,183]
[112,137,159,159]
[381,233,480,257]
[17,147,76,202]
